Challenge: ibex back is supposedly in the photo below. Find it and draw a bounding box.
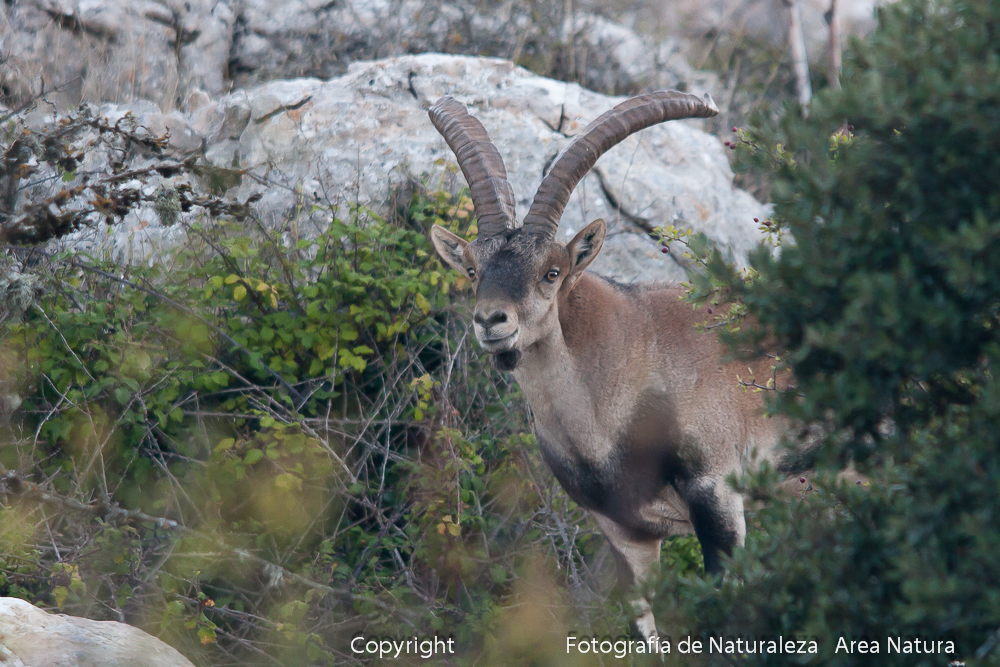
[427,91,787,637]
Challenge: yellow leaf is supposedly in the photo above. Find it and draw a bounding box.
[256,281,269,291]
[447,523,461,536]
[436,523,446,535]
[224,274,240,284]
[415,293,431,315]
[233,285,247,301]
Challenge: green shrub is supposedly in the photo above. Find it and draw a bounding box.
[0,176,647,664]
[657,0,1000,663]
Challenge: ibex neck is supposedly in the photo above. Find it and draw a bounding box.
[511,273,630,408]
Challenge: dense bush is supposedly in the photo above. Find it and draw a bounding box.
[654,0,1000,664]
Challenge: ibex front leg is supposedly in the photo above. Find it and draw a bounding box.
[676,475,746,574]
[592,513,662,640]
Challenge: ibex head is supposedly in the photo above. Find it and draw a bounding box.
[428,92,718,371]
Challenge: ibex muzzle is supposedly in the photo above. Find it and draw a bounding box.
[428,91,788,638]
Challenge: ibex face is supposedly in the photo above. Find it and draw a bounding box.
[430,219,606,371]
[425,92,717,371]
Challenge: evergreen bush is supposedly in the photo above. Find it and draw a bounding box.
[656,0,1000,663]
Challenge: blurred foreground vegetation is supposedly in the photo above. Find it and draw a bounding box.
[1,181,710,664]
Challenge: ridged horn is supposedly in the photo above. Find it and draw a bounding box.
[522,90,719,239]
[429,97,518,238]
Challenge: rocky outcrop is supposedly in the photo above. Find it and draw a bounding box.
[0,597,195,667]
[48,54,767,283]
[0,0,715,112]
[0,0,235,109]
[1,0,888,115]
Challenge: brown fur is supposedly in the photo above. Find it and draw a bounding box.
[432,219,787,638]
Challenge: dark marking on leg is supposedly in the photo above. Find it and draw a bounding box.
[677,477,744,575]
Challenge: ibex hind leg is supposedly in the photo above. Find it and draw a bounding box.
[676,475,746,574]
[591,513,662,640]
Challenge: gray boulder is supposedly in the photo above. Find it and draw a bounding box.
[0,0,235,110]
[56,54,767,283]
[0,597,195,667]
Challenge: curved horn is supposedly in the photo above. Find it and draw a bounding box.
[429,97,518,238]
[522,90,719,239]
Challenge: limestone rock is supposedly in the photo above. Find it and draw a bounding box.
[0,597,195,667]
[56,54,767,283]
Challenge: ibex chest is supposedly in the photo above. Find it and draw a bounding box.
[525,382,694,533]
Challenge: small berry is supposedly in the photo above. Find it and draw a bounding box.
[729,144,736,150]
[731,126,738,132]
[724,141,731,147]
[707,308,713,314]
[799,477,807,484]
[661,247,669,254]
[848,124,855,131]
[856,479,863,485]
[753,218,759,222]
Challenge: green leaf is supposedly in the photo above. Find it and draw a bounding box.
[214,438,235,453]
[190,324,209,344]
[53,586,69,607]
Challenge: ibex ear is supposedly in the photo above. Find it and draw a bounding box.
[565,219,606,289]
[430,225,471,273]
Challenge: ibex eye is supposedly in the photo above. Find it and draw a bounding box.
[545,269,560,282]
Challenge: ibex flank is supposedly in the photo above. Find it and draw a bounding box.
[427,91,787,638]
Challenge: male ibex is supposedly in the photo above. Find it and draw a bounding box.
[428,91,786,637]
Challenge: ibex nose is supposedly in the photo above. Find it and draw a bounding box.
[474,309,508,327]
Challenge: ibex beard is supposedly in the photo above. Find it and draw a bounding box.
[427,91,790,639]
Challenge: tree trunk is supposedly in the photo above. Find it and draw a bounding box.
[826,0,842,89]
[785,0,813,112]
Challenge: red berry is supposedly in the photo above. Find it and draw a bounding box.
[856,479,863,485]
[799,477,807,483]
[661,247,669,254]
[729,144,736,150]
[707,308,713,314]
[848,124,855,131]
[753,218,759,222]
[731,126,738,132]
[724,141,731,146]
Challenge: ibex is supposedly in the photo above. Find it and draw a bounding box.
[427,91,787,637]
